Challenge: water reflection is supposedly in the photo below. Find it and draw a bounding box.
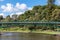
[0,32,60,40]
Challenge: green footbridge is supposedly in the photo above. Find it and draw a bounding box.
[0,22,60,28]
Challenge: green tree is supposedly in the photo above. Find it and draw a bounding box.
[32,6,42,13]
[12,14,18,21]
[47,0,55,12]
[0,15,3,21]
[51,9,60,21]
[18,14,26,21]
[5,15,11,22]
[24,10,35,21]
[48,0,55,5]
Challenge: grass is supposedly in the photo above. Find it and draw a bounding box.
[33,30,60,34]
[0,27,60,34]
[1,30,60,35]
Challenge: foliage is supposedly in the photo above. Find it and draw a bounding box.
[0,0,60,31]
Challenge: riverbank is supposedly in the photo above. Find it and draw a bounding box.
[0,30,60,35]
[0,27,60,35]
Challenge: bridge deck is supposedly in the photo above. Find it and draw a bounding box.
[0,22,60,24]
[0,22,60,28]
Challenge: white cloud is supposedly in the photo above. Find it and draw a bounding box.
[28,7,32,10]
[1,5,6,9]
[10,12,24,17]
[0,13,4,16]
[16,3,27,10]
[0,3,32,16]
[1,3,28,12]
[10,13,15,18]
[0,0,4,1]
[19,4,27,10]
[0,13,5,17]
[1,3,13,12]
[1,3,29,12]
[16,12,24,15]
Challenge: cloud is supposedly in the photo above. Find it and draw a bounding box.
[10,12,24,17]
[0,0,4,1]
[28,7,32,10]
[16,12,24,15]
[0,13,4,16]
[16,3,27,10]
[0,3,32,17]
[1,3,13,12]
[10,13,15,18]
[1,3,32,12]
[0,13,5,17]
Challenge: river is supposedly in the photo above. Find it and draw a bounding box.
[0,32,60,40]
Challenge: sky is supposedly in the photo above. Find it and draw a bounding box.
[0,0,60,17]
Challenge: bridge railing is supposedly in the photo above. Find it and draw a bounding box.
[0,22,59,27]
[0,22,60,31]
[0,22,60,24]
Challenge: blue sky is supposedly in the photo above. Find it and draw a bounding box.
[0,0,60,17]
[0,0,47,7]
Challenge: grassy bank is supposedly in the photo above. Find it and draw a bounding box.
[1,31,60,34]
[0,27,60,34]
[0,30,60,34]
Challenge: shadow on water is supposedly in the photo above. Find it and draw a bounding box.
[0,32,60,40]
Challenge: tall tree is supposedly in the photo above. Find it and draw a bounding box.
[51,9,60,22]
[0,15,3,21]
[5,15,11,22]
[48,0,55,5]
[12,14,18,21]
[48,0,55,10]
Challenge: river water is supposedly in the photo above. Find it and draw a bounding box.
[0,32,60,40]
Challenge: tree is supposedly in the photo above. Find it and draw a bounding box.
[18,14,26,21]
[32,6,42,13]
[0,15,3,21]
[47,0,55,10]
[5,15,11,22]
[48,0,55,5]
[12,14,18,21]
[51,9,60,21]
[24,10,35,21]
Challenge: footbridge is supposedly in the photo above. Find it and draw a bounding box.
[0,22,60,28]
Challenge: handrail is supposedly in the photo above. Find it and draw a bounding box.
[0,22,60,24]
